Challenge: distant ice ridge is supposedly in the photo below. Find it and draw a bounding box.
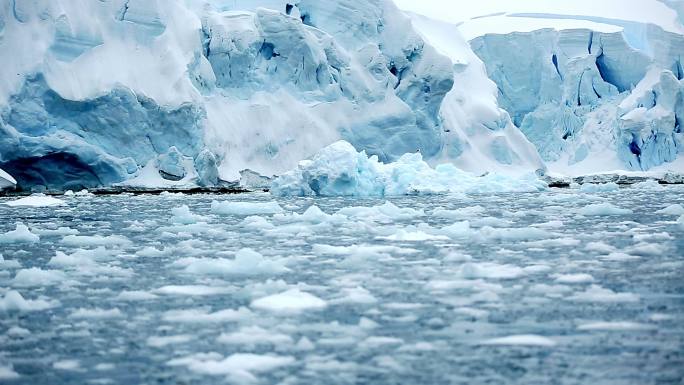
[271,141,547,197]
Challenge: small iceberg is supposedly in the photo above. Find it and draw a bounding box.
[5,195,66,208]
[270,141,547,197]
[0,168,17,190]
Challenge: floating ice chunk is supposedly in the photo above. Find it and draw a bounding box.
[211,201,284,216]
[169,205,205,224]
[0,290,58,312]
[147,335,192,348]
[628,243,668,256]
[168,353,294,382]
[554,274,595,284]
[382,229,449,242]
[115,291,159,301]
[600,252,641,261]
[0,254,21,269]
[569,285,640,303]
[459,262,525,280]
[330,286,378,305]
[481,335,556,347]
[632,180,665,190]
[32,226,79,236]
[580,183,619,193]
[656,204,684,216]
[5,195,66,207]
[479,226,551,241]
[358,336,404,350]
[135,247,166,258]
[153,285,233,297]
[577,322,655,331]
[0,364,19,380]
[578,203,634,216]
[240,216,276,231]
[585,242,616,254]
[251,289,327,313]
[338,201,424,221]
[7,326,31,338]
[171,249,288,276]
[12,268,66,287]
[273,205,348,224]
[53,360,80,371]
[69,308,123,319]
[679,215,684,230]
[432,206,485,220]
[61,234,131,247]
[271,141,547,197]
[48,247,113,268]
[0,224,39,244]
[162,307,252,323]
[218,326,293,347]
[440,221,471,238]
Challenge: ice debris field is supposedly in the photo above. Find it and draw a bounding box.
[1,184,683,384]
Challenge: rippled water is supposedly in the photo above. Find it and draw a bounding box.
[1,187,683,384]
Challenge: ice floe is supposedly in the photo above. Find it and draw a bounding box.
[251,289,327,313]
[481,335,556,347]
[4,195,66,207]
[577,203,634,216]
[0,224,39,244]
[211,200,284,216]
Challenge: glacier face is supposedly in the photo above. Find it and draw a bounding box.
[0,0,476,191]
[1,0,682,191]
[470,26,684,173]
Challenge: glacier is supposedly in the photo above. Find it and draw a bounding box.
[0,0,467,191]
[0,0,683,192]
[470,26,684,173]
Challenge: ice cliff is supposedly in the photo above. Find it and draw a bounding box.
[471,25,684,174]
[0,0,462,191]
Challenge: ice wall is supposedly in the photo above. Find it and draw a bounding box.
[0,0,467,191]
[471,28,684,172]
